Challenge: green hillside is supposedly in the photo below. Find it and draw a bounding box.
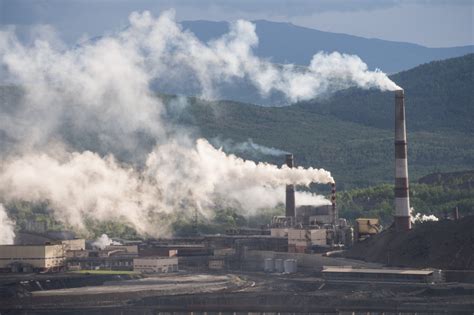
[172,102,473,189]
[337,171,474,226]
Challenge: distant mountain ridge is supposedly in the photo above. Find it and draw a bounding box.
[181,20,473,74]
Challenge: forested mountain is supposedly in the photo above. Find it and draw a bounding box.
[182,20,473,74]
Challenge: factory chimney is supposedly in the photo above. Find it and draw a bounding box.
[330,182,337,224]
[394,89,411,231]
[285,154,296,218]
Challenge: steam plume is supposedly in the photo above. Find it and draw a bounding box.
[0,10,397,236]
[211,138,289,157]
[0,140,333,236]
[410,208,439,224]
[0,204,15,244]
[92,234,121,250]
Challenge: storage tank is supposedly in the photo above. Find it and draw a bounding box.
[284,259,297,273]
[274,259,284,273]
[264,258,274,272]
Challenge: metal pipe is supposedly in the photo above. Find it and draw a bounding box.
[394,89,411,231]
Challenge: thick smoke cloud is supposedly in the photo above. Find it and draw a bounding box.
[0,10,396,237]
[0,140,332,236]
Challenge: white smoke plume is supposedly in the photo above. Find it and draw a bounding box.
[211,137,289,157]
[295,192,332,207]
[410,208,439,224]
[0,140,333,236]
[92,234,121,250]
[0,10,398,237]
[0,204,15,244]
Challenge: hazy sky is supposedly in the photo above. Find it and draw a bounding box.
[1,0,472,47]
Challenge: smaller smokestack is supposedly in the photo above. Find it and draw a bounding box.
[452,207,459,220]
[330,182,337,224]
[285,154,296,218]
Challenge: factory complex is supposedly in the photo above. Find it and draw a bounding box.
[0,91,472,314]
[0,91,454,278]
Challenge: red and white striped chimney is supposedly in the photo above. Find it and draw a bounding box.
[394,89,411,231]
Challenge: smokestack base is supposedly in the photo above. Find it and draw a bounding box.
[394,216,411,231]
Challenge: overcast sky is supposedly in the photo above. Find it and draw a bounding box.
[1,0,472,47]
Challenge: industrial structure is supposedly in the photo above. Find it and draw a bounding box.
[322,266,443,283]
[66,244,138,271]
[0,244,66,272]
[271,155,353,253]
[133,257,178,273]
[354,218,381,242]
[285,153,296,218]
[394,89,412,231]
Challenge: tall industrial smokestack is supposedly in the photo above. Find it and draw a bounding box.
[285,154,296,218]
[394,89,411,231]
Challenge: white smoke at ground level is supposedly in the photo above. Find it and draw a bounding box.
[0,204,15,244]
[92,234,121,250]
[410,208,439,223]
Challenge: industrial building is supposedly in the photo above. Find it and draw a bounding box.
[0,244,66,272]
[133,257,178,273]
[322,266,443,283]
[270,154,353,253]
[66,245,138,271]
[60,239,86,251]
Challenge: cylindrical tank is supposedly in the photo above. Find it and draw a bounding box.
[284,259,297,273]
[264,258,274,272]
[274,259,284,273]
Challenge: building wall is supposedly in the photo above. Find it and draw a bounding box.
[288,229,327,248]
[209,259,225,270]
[61,239,85,251]
[213,248,235,256]
[106,245,138,254]
[133,257,178,273]
[270,228,288,237]
[243,250,382,271]
[0,245,65,270]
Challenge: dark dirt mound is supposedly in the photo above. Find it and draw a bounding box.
[346,216,474,270]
